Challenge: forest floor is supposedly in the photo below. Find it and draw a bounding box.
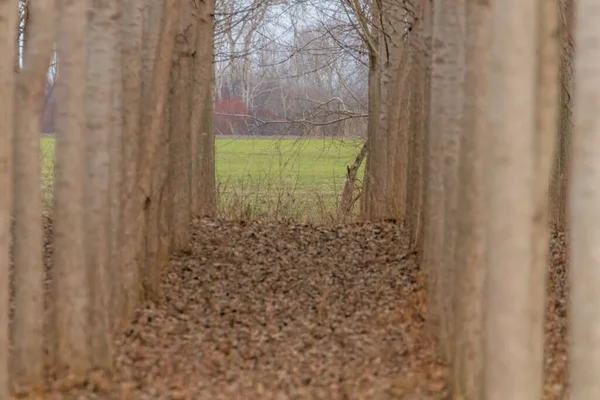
[35,218,568,399]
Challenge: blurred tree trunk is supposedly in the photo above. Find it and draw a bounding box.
[406,0,433,254]
[119,0,145,324]
[137,0,181,302]
[381,0,407,221]
[0,1,19,397]
[170,0,195,252]
[482,0,541,397]
[550,0,573,231]
[84,0,119,370]
[569,0,600,396]
[11,0,55,389]
[109,0,124,330]
[52,0,91,376]
[192,0,217,218]
[422,0,465,362]
[529,0,560,394]
[361,0,385,220]
[452,1,490,397]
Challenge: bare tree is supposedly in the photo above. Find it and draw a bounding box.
[11,0,55,389]
[0,1,19,397]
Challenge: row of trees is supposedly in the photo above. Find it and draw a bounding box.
[0,0,216,396]
[393,0,592,398]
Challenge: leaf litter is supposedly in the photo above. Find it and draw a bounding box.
[22,218,570,399]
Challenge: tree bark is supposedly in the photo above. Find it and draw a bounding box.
[529,0,560,394]
[192,0,217,217]
[137,0,181,302]
[119,0,145,324]
[0,1,19,397]
[482,0,541,397]
[84,0,119,370]
[569,0,600,397]
[10,0,55,389]
[422,0,465,362]
[169,0,194,252]
[52,0,92,376]
[550,0,574,231]
[452,1,490,397]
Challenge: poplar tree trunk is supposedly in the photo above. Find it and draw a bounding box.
[452,1,490,397]
[0,1,19,397]
[170,0,194,252]
[11,0,55,389]
[84,0,119,370]
[52,0,92,376]
[422,0,465,362]
[482,0,541,397]
[569,0,600,397]
[192,0,217,217]
[119,0,145,324]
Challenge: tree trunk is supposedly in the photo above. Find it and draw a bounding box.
[10,0,55,389]
[569,0,600,397]
[52,0,92,376]
[482,0,541,397]
[84,0,119,370]
[362,0,385,221]
[169,0,194,252]
[339,143,367,219]
[406,0,433,254]
[0,1,19,397]
[550,0,574,231]
[119,0,145,325]
[452,1,490,397]
[423,0,465,362]
[192,0,217,218]
[529,0,560,394]
[136,0,181,302]
[109,0,124,331]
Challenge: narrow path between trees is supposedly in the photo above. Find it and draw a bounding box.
[46,219,449,399]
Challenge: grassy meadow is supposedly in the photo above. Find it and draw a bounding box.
[40,137,366,222]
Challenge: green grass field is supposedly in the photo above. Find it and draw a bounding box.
[41,137,366,221]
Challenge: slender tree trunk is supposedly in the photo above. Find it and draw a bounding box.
[52,0,92,376]
[0,1,19,397]
[84,0,119,370]
[406,0,433,254]
[482,0,541,397]
[10,0,54,390]
[569,0,600,397]
[422,0,464,361]
[136,0,181,302]
[109,0,124,331]
[550,0,574,231]
[169,0,194,252]
[119,0,145,324]
[362,0,385,220]
[192,0,216,217]
[452,1,490,397]
[530,0,560,393]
